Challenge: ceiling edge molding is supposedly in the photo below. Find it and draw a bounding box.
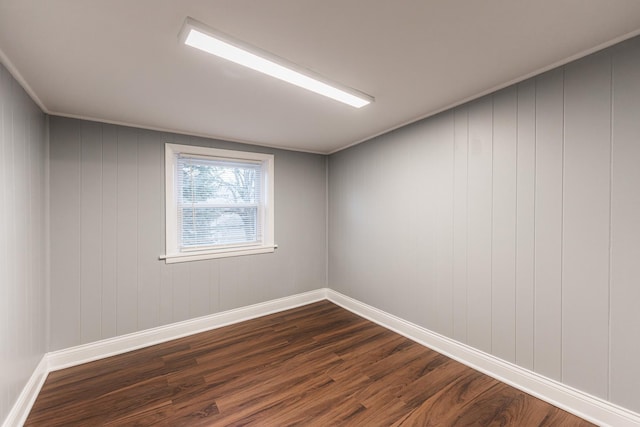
[48,110,328,155]
[0,47,48,113]
[328,27,640,155]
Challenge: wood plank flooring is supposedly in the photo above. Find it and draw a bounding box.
[26,301,594,426]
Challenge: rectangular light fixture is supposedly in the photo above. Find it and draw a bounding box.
[179,17,374,108]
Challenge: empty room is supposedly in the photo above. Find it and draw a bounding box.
[1,1,640,426]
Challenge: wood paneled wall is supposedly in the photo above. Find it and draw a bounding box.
[328,37,640,412]
[0,63,47,423]
[49,117,327,351]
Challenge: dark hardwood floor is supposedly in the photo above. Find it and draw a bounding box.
[26,301,594,426]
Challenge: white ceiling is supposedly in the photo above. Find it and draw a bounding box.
[1,1,640,154]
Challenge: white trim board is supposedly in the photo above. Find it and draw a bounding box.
[5,288,640,427]
[2,356,48,427]
[325,289,640,427]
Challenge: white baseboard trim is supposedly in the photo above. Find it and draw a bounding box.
[48,289,327,372]
[2,356,48,427]
[326,289,640,427]
[7,288,640,427]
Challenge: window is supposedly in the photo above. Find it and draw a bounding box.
[163,143,274,263]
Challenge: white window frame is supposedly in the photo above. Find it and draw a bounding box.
[162,143,275,263]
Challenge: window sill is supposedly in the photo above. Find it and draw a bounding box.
[160,244,277,264]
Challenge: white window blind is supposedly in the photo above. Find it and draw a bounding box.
[176,155,264,250]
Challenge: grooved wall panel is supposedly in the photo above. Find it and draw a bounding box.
[466,98,493,353]
[79,121,102,343]
[48,117,327,351]
[100,125,118,338]
[328,36,640,413]
[433,113,455,337]
[562,51,611,399]
[609,38,640,410]
[514,80,535,370]
[533,69,564,380]
[50,118,81,349]
[0,62,47,425]
[137,130,163,331]
[171,262,191,322]
[327,145,359,301]
[115,126,139,336]
[189,258,213,319]
[491,87,517,363]
[452,107,469,343]
[412,119,437,330]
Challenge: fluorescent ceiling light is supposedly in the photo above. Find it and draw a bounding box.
[179,18,374,108]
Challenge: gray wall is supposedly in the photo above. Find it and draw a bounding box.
[0,64,47,422]
[329,37,640,412]
[49,117,327,351]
